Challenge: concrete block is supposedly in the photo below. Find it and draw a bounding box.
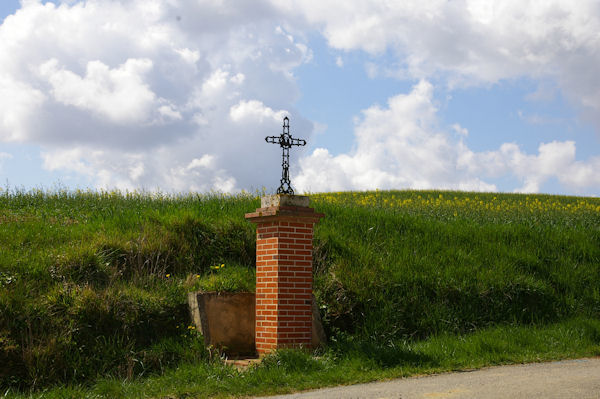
[188,291,256,356]
[311,294,327,348]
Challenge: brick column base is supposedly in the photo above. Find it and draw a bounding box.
[245,194,324,355]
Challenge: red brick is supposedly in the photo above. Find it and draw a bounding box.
[247,207,323,354]
[289,222,308,228]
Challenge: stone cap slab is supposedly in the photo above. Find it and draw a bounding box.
[246,194,324,222]
[261,194,309,208]
[245,206,324,222]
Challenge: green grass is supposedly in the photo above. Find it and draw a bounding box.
[1,188,599,396]
[311,191,600,340]
[4,318,600,398]
[0,189,258,390]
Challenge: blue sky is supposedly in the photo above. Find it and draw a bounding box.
[1,1,599,195]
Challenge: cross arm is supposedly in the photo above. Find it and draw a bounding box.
[290,137,306,146]
[265,136,281,144]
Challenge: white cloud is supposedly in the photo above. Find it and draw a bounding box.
[296,81,600,195]
[0,76,46,142]
[38,58,158,124]
[229,100,285,123]
[296,81,498,193]
[452,124,469,137]
[280,0,600,130]
[0,0,313,192]
[505,141,600,193]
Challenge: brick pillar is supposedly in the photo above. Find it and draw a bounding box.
[245,194,324,355]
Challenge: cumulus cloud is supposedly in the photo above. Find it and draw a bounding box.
[296,81,600,195]
[229,100,286,123]
[473,141,600,193]
[281,0,600,131]
[0,0,313,191]
[0,76,46,142]
[38,58,161,124]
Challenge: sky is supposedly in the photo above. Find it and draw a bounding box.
[1,0,599,196]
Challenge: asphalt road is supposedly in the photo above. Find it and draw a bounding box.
[255,357,600,399]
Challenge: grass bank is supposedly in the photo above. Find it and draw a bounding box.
[5,318,600,398]
[1,188,599,396]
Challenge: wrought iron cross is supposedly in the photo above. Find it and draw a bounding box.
[265,116,306,195]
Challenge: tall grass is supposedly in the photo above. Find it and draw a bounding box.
[1,188,599,392]
[0,189,259,389]
[311,191,600,342]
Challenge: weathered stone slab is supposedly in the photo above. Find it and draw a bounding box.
[261,194,309,208]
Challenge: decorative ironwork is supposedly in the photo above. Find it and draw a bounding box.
[265,116,306,195]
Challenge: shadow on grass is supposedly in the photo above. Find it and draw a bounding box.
[333,339,436,369]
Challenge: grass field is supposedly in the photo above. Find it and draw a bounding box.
[1,188,599,397]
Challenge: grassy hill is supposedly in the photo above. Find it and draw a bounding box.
[1,189,599,396]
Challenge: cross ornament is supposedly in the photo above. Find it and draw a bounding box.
[265,116,306,195]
